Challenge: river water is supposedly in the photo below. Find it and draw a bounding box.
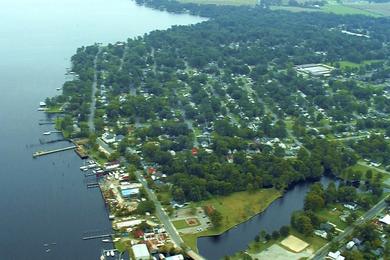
[198,177,337,260]
[0,1,204,259]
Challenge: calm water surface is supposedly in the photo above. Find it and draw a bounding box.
[0,1,204,259]
[198,177,337,260]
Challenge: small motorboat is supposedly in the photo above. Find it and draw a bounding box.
[43,132,51,135]
[110,250,115,257]
[45,249,51,253]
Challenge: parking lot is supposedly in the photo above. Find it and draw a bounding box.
[171,207,211,234]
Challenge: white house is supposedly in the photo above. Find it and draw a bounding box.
[328,251,345,260]
[379,214,390,225]
[346,241,355,250]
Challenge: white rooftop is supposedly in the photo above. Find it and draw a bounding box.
[132,244,149,258]
[379,214,390,225]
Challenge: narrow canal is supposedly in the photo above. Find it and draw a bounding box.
[0,0,204,259]
[198,177,337,260]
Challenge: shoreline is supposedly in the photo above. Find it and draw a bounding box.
[183,190,283,253]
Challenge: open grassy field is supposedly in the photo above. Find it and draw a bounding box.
[178,0,256,5]
[272,2,390,17]
[173,219,192,229]
[345,163,388,182]
[321,4,379,16]
[271,5,321,12]
[182,188,281,251]
[173,218,200,229]
[316,205,348,229]
[345,3,390,16]
[337,60,383,69]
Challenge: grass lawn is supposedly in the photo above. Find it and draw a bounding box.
[173,219,191,229]
[114,238,132,252]
[246,238,281,254]
[345,163,388,182]
[271,5,321,12]
[337,60,383,70]
[182,188,281,252]
[345,3,390,17]
[173,219,200,229]
[88,147,108,165]
[316,205,348,230]
[271,3,381,16]
[178,0,256,5]
[321,4,379,16]
[45,105,63,114]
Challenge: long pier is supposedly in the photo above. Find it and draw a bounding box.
[86,182,99,188]
[33,146,76,158]
[82,233,113,240]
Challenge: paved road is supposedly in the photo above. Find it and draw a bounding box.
[134,170,205,260]
[310,194,389,260]
[88,48,101,132]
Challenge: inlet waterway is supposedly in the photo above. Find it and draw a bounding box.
[0,0,204,259]
[198,177,337,260]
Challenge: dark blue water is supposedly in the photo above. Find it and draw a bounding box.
[0,1,204,259]
[198,177,337,260]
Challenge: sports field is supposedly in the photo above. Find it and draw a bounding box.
[280,235,309,253]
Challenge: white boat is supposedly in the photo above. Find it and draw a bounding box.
[45,249,51,253]
[43,132,51,135]
[106,251,110,257]
[102,239,112,243]
[56,88,61,91]
[80,166,88,171]
[110,250,115,257]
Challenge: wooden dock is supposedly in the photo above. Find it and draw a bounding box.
[86,182,99,188]
[82,233,113,240]
[33,146,76,158]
